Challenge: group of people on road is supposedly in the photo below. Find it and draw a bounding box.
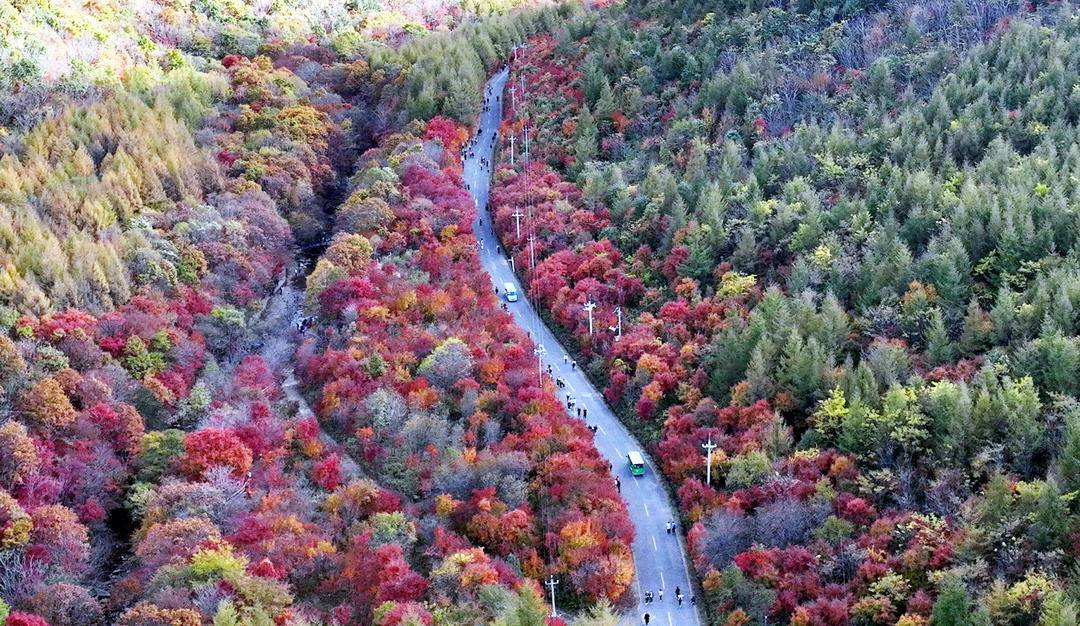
[641,585,694,624]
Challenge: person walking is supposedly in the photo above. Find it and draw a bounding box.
[582,408,587,419]
[643,614,650,625]
[615,476,621,492]
[657,588,663,601]
[690,596,696,607]
[674,586,680,599]
[676,593,683,607]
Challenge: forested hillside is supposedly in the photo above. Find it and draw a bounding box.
[0,1,634,624]
[490,0,1080,624]
[11,0,1080,624]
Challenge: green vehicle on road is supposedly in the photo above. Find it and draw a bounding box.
[628,451,646,476]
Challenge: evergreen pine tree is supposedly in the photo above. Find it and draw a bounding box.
[574,105,599,172]
[925,307,956,366]
[932,576,988,626]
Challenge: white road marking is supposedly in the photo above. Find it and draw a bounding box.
[643,501,650,517]
[598,425,607,435]
[668,613,673,626]
[660,572,665,588]
[651,536,657,552]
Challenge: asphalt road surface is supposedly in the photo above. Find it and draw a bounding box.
[463,66,703,626]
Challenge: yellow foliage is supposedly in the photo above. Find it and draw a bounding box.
[189,542,248,580]
[0,489,32,548]
[435,494,459,517]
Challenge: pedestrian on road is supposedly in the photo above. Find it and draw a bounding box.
[583,408,587,419]
[643,614,650,625]
[658,588,663,601]
[615,476,621,492]
[563,355,568,364]
[571,360,577,370]
[690,596,696,607]
[677,593,683,607]
[675,586,680,598]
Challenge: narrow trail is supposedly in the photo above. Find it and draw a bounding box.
[250,264,362,482]
[465,68,703,626]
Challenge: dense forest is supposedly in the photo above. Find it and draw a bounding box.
[0,1,635,624]
[489,0,1080,624]
[9,0,1080,624]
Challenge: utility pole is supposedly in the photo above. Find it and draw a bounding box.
[508,134,516,166]
[509,85,516,113]
[528,233,536,269]
[612,307,622,341]
[545,575,558,618]
[702,436,717,486]
[534,344,547,388]
[523,124,530,163]
[584,300,596,335]
[511,208,524,238]
[523,124,531,226]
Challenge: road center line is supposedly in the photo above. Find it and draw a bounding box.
[643,502,650,517]
[651,536,657,552]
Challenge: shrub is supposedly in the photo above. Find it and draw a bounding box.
[19,377,76,430]
[25,583,102,626]
[180,429,253,479]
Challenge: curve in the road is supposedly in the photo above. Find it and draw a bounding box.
[463,66,704,626]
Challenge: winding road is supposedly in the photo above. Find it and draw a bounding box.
[464,67,703,626]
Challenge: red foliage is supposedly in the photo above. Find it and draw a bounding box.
[180,428,253,479]
[5,613,51,626]
[312,454,342,491]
